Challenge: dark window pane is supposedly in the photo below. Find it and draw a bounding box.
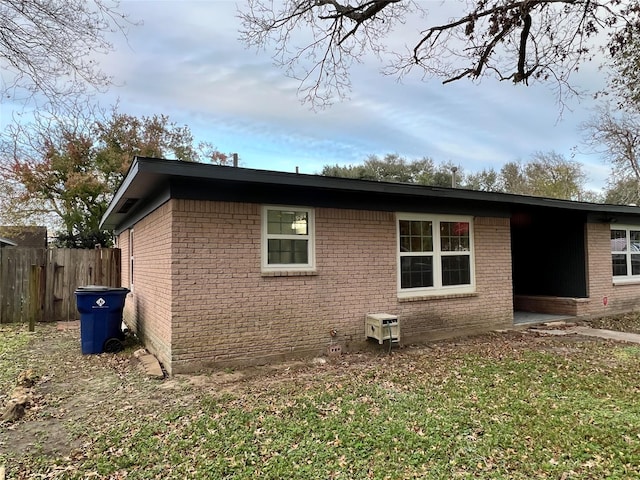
[632,231,640,252]
[293,239,308,263]
[268,239,281,264]
[400,256,433,289]
[612,254,627,276]
[423,236,433,251]
[632,254,640,275]
[399,220,432,253]
[441,222,470,252]
[441,255,471,286]
[268,222,281,234]
[400,237,410,252]
[268,239,308,264]
[409,221,421,236]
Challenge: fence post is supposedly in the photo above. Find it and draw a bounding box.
[1,248,119,324]
[28,264,46,330]
[29,265,39,331]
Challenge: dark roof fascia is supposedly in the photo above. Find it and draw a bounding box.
[101,156,640,230]
[0,237,17,247]
[112,185,171,236]
[168,176,512,218]
[101,159,140,227]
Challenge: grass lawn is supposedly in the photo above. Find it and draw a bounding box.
[1,317,640,479]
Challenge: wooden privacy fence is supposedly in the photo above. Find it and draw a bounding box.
[0,248,121,324]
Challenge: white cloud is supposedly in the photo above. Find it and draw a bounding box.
[2,0,614,191]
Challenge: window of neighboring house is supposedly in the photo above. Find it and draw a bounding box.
[611,226,640,283]
[397,214,475,297]
[129,229,134,291]
[262,206,315,272]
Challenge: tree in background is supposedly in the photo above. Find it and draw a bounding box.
[324,154,431,183]
[240,0,638,107]
[0,0,133,108]
[464,168,502,193]
[322,154,463,187]
[0,105,230,248]
[520,152,588,200]
[607,23,640,110]
[583,108,640,205]
[468,152,590,200]
[325,151,592,201]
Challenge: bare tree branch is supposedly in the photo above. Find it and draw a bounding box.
[239,0,637,108]
[0,0,136,109]
[583,106,640,185]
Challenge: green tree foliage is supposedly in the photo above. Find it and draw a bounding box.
[521,152,588,200]
[604,179,640,205]
[322,154,430,183]
[464,168,501,192]
[325,151,591,201]
[469,152,589,200]
[322,154,463,187]
[0,107,229,248]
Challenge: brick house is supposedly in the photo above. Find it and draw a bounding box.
[101,157,640,374]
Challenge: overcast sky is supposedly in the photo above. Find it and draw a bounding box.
[2,1,615,191]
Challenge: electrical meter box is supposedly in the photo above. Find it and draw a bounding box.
[365,313,400,344]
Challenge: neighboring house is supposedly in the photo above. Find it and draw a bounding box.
[101,157,640,374]
[0,226,47,248]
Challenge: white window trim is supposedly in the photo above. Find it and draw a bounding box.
[397,213,476,298]
[611,225,640,284]
[261,205,316,273]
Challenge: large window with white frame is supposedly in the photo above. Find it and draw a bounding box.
[397,214,475,296]
[262,206,315,272]
[611,226,640,283]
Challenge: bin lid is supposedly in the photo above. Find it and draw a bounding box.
[75,285,130,292]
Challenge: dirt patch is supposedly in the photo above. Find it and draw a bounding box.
[0,326,152,459]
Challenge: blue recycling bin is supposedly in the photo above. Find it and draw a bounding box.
[75,286,130,354]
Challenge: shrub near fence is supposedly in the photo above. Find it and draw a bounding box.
[0,248,121,324]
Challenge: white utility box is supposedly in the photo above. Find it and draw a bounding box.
[365,313,400,344]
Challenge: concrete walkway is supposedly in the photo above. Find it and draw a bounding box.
[532,324,640,344]
[569,326,640,344]
[513,311,575,325]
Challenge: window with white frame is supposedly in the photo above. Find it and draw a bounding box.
[397,214,475,296]
[262,206,315,272]
[611,226,640,282]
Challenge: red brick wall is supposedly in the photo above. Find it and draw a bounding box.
[166,200,513,373]
[583,222,612,316]
[119,201,173,370]
[119,199,640,373]
[584,222,640,316]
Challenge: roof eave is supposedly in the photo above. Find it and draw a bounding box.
[100,156,640,231]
